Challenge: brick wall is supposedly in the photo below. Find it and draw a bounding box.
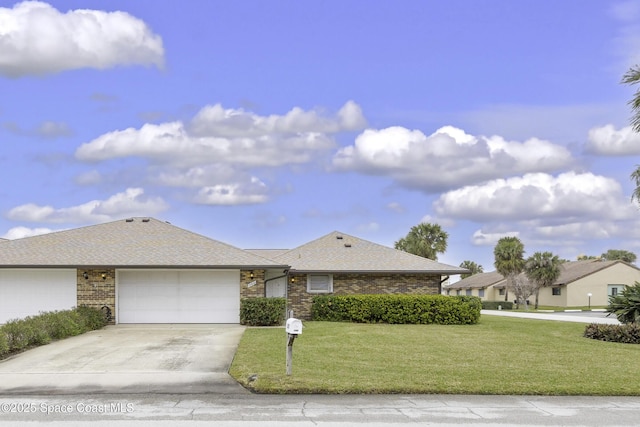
[287,273,442,319]
[76,269,115,324]
[240,269,266,298]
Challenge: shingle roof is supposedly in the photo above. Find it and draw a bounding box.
[0,217,285,268]
[448,259,639,289]
[270,231,469,274]
[245,249,290,259]
[447,271,504,289]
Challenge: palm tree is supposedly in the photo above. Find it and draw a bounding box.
[524,251,561,310]
[622,66,640,132]
[394,222,448,260]
[493,237,525,303]
[459,260,483,279]
[622,66,640,203]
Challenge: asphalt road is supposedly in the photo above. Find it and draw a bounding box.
[1,393,639,426]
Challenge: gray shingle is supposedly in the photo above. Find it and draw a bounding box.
[272,231,468,274]
[0,217,285,268]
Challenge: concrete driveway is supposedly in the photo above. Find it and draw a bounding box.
[0,324,249,395]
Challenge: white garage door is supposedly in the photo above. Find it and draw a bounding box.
[0,269,77,324]
[117,270,240,323]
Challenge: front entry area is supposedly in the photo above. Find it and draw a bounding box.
[117,270,240,323]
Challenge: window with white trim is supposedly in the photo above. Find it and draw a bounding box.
[478,289,485,298]
[307,274,333,293]
[465,289,472,296]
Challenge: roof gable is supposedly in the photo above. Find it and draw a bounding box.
[0,217,284,268]
[272,231,468,274]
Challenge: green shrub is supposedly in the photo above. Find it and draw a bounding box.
[2,319,33,352]
[606,282,640,324]
[482,301,514,310]
[312,294,481,325]
[0,307,106,356]
[584,323,640,344]
[240,297,287,326]
[75,305,108,331]
[0,330,8,357]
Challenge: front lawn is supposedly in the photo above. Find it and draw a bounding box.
[229,316,640,395]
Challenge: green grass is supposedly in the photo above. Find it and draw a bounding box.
[229,316,640,395]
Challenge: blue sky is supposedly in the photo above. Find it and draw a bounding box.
[1,0,640,274]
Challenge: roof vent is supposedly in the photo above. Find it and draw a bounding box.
[336,235,343,240]
[125,218,134,222]
[142,218,150,222]
[344,243,352,248]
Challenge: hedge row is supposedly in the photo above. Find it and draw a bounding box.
[311,294,481,325]
[481,301,514,310]
[0,306,107,358]
[240,297,287,326]
[584,323,640,344]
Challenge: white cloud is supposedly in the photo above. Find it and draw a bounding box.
[585,124,640,155]
[2,226,56,239]
[471,230,520,246]
[386,202,405,213]
[188,100,366,137]
[5,188,168,223]
[0,1,164,78]
[333,125,574,192]
[193,178,268,206]
[75,102,365,206]
[434,172,633,222]
[76,102,363,168]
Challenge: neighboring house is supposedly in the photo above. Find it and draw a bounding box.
[446,259,640,307]
[0,218,468,323]
[444,271,504,300]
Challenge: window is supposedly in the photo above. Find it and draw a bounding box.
[446,289,450,295]
[608,284,623,296]
[307,274,333,293]
[456,290,461,296]
[498,288,505,296]
[465,289,472,296]
[479,289,485,298]
[552,287,561,296]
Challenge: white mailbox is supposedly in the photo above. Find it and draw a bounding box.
[286,318,303,335]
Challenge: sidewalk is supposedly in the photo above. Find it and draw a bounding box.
[481,309,620,324]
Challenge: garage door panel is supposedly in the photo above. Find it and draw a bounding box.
[0,269,76,324]
[118,270,240,323]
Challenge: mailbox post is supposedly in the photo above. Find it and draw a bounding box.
[285,314,302,376]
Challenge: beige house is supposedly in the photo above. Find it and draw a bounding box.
[446,259,640,307]
[0,218,467,323]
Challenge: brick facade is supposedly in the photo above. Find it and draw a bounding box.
[287,273,442,319]
[240,269,266,298]
[76,269,116,324]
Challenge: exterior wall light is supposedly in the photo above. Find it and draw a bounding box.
[83,272,89,280]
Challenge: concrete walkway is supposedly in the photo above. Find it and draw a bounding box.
[482,309,620,324]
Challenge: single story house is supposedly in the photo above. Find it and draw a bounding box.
[445,259,640,307]
[0,218,468,323]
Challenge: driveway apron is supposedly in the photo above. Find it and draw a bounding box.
[0,324,249,395]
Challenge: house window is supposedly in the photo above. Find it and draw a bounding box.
[307,274,333,293]
[456,290,461,296]
[446,289,450,295]
[608,284,623,297]
[479,289,485,298]
[465,289,472,296]
[498,288,505,296]
[552,287,561,296]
